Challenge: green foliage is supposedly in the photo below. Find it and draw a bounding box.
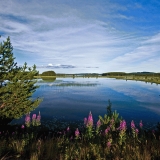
[99,100,121,131]
[1,114,160,159]
[0,36,42,121]
[0,37,19,85]
[102,71,160,77]
[102,72,127,76]
[41,70,56,76]
[106,99,112,117]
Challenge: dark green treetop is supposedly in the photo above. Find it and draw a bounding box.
[0,36,42,121]
[0,37,19,86]
[41,70,56,76]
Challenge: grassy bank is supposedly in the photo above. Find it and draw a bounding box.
[103,75,160,85]
[35,74,160,85]
[1,110,160,160]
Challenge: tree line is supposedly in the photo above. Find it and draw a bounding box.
[102,72,160,77]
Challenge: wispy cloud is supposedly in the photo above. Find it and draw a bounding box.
[0,0,160,73]
[37,64,76,69]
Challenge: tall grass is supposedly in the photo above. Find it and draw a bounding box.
[1,106,160,160]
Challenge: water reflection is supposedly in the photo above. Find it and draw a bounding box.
[55,82,100,87]
[17,78,160,127]
[41,77,56,82]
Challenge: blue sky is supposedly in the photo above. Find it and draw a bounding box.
[0,0,160,73]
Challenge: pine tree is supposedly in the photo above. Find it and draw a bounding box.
[0,36,18,86]
[0,36,42,124]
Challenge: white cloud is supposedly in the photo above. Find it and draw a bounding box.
[48,63,53,66]
[103,32,160,72]
[0,0,160,73]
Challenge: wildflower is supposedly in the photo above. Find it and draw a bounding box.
[96,119,101,128]
[75,128,80,137]
[107,141,111,148]
[25,113,31,127]
[118,120,127,145]
[36,112,41,126]
[131,120,135,129]
[84,118,87,125]
[32,114,37,126]
[131,120,139,138]
[70,136,73,140]
[107,138,112,148]
[84,112,94,138]
[119,120,127,131]
[36,115,41,122]
[67,126,70,132]
[32,114,36,120]
[25,114,30,122]
[139,120,143,128]
[87,111,93,127]
[105,127,110,135]
[95,120,101,135]
[21,125,25,129]
[135,129,139,134]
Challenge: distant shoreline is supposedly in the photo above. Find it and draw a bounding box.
[34,74,160,85]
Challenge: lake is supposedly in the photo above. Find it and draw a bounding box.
[13,77,160,129]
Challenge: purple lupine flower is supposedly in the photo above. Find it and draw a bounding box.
[87,111,93,127]
[139,120,143,128]
[75,128,80,137]
[119,120,127,131]
[105,127,110,135]
[96,119,101,128]
[84,118,87,125]
[21,125,25,129]
[131,120,135,129]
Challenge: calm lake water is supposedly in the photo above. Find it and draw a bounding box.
[13,77,160,128]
